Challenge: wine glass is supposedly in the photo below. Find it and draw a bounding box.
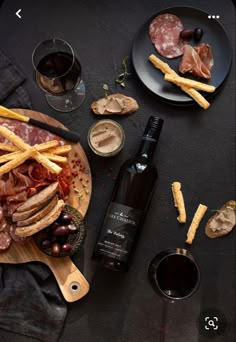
[148,248,200,341]
[32,38,85,112]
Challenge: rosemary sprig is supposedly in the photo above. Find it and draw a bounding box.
[115,56,131,88]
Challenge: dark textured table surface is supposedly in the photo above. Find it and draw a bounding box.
[0,0,235,341]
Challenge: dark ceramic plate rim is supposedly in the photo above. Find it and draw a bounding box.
[132,6,232,105]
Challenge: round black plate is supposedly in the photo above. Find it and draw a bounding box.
[132,7,232,105]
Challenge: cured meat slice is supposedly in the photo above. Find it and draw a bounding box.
[0,206,3,221]
[194,43,214,71]
[179,44,213,79]
[9,224,30,244]
[149,13,186,58]
[0,218,7,232]
[0,231,12,251]
[0,119,65,146]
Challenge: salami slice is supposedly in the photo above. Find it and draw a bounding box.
[0,231,12,251]
[9,224,30,244]
[149,13,186,58]
[0,216,8,232]
[0,118,65,146]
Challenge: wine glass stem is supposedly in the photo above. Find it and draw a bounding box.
[160,300,168,342]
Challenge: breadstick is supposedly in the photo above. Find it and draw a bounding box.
[148,54,210,109]
[186,204,208,244]
[46,145,72,155]
[34,152,62,174]
[0,140,61,164]
[148,54,173,74]
[180,86,210,109]
[164,73,216,93]
[171,182,186,223]
[0,126,29,150]
[41,153,67,163]
[0,143,18,152]
[0,150,67,164]
[0,148,37,176]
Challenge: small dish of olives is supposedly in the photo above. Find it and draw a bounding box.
[34,205,86,257]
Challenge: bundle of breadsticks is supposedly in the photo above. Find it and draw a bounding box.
[148,54,216,109]
[0,126,71,177]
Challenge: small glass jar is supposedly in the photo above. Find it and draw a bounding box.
[88,119,125,157]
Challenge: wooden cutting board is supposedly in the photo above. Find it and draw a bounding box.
[0,109,92,302]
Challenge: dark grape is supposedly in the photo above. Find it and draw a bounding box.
[61,243,72,252]
[51,221,60,230]
[41,239,51,249]
[50,236,58,243]
[180,29,193,40]
[53,225,70,236]
[51,243,61,255]
[60,213,73,224]
[194,28,203,41]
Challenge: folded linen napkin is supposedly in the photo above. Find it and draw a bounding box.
[0,49,67,342]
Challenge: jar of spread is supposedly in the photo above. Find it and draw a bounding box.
[88,119,125,157]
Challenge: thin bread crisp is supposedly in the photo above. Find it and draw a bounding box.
[17,195,58,227]
[15,199,65,237]
[17,182,59,212]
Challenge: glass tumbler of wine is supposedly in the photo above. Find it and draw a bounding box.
[148,248,200,342]
[32,38,85,112]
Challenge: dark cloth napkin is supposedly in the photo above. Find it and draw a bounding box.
[0,50,31,108]
[0,50,67,341]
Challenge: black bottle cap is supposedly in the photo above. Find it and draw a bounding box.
[143,116,164,141]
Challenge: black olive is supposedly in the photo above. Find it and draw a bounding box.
[51,243,61,255]
[61,243,72,252]
[180,29,193,40]
[60,213,73,224]
[194,28,203,41]
[51,221,60,230]
[53,225,70,236]
[41,239,51,249]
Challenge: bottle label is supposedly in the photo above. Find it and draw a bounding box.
[95,202,142,262]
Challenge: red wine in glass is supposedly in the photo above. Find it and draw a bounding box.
[32,39,85,112]
[148,249,200,300]
[148,249,200,342]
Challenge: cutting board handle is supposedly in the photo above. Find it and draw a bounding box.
[45,256,90,302]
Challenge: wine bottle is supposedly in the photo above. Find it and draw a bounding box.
[92,116,164,272]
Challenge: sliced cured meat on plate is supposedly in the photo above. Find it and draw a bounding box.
[179,44,214,79]
[149,13,186,58]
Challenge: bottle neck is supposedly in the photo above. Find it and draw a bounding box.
[136,116,163,161]
[136,136,158,160]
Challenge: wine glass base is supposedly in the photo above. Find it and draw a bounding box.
[46,80,86,112]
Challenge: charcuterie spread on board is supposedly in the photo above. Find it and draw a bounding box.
[0,109,91,301]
